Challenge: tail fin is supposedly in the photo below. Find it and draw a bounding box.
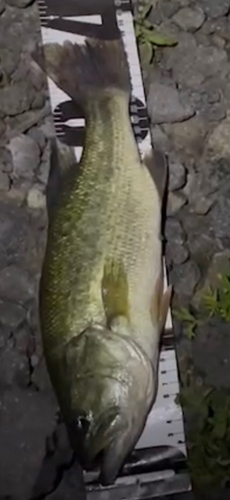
[42,38,131,103]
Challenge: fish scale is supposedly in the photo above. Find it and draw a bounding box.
[37,0,192,497]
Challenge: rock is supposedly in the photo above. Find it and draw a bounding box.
[6,0,35,8]
[165,218,189,265]
[0,0,5,14]
[200,249,230,293]
[173,7,205,32]
[0,81,35,116]
[202,102,226,122]
[206,118,230,160]
[27,185,46,209]
[182,213,221,273]
[164,39,228,88]
[168,157,186,191]
[0,301,26,328]
[31,356,52,392]
[148,0,180,25]
[193,319,230,389]
[151,125,172,154]
[170,260,201,298]
[190,196,214,216]
[202,17,230,40]
[37,141,51,184]
[0,170,10,191]
[27,127,46,152]
[39,116,55,139]
[0,265,34,303]
[32,424,73,499]
[45,462,86,500]
[0,388,56,500]
[167,191,187,216]
[7,106,50,139]
[200,0,230,19]
[0,346,30,388]
[212,34,226,49]
[7,134,40,181]
[147,83,194,124]
[31,92,46,110]
[163,116,207,160]
[208,188,230,241]
[0,46,20,79]
[0,147,13,173]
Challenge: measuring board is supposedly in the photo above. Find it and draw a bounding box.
[37,0,192,497]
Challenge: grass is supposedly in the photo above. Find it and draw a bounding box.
[177,368,230,491]
[174,265,230,340]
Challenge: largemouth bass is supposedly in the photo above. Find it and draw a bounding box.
[38,37,171,485]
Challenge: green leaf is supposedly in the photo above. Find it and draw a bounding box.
[145,30,178,46]
[138,3,152,21]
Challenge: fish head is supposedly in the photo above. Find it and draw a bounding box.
[61,320,154,485]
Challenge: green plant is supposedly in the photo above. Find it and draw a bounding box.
[134,3,177,62]
[202,271,230,322]
[174,307,201,340]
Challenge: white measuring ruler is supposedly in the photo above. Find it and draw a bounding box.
[37,0,191,495]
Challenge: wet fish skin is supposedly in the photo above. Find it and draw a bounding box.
[38,38,169,485]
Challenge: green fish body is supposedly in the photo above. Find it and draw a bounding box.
[39,39,170,485]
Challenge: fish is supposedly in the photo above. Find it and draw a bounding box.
[38,36,171,486]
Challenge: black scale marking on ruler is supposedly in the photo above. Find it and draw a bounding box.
[37,0,191,494]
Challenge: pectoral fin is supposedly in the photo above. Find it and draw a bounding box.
[101,258,129,324]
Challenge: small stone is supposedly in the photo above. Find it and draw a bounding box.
[167,191,187,216]
[0,147,13,173]
[149,0,180,25]
[0,0,5,14]
[0,301,26,328]
[164,116,206,160]
[0,170,10,191]
[0,388,56,500]
[151,125,172,154]
[31,356,52,392]
[6,0,34,7]
[0,81,35,116]
[203,102,226,122]
[168,157,186,191]
[0,265,34,303]
[170,260,201,298]
[198,249,230,296]
[0,348,30,389]
[200,0,230,19]
[165,218,189,265]
[31,92,46,110]
[164,41,228,88]
[39,115,55,139]
[190,196,214,215]
[212,35,226,49]
[7,134,40,181]
[27,186,46,209]
[148,83,194,124]
[27,127,46,152]
[206,118,230,160]
[37,141,51,184]
[45,462,86,500]
[173,7,205,32]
